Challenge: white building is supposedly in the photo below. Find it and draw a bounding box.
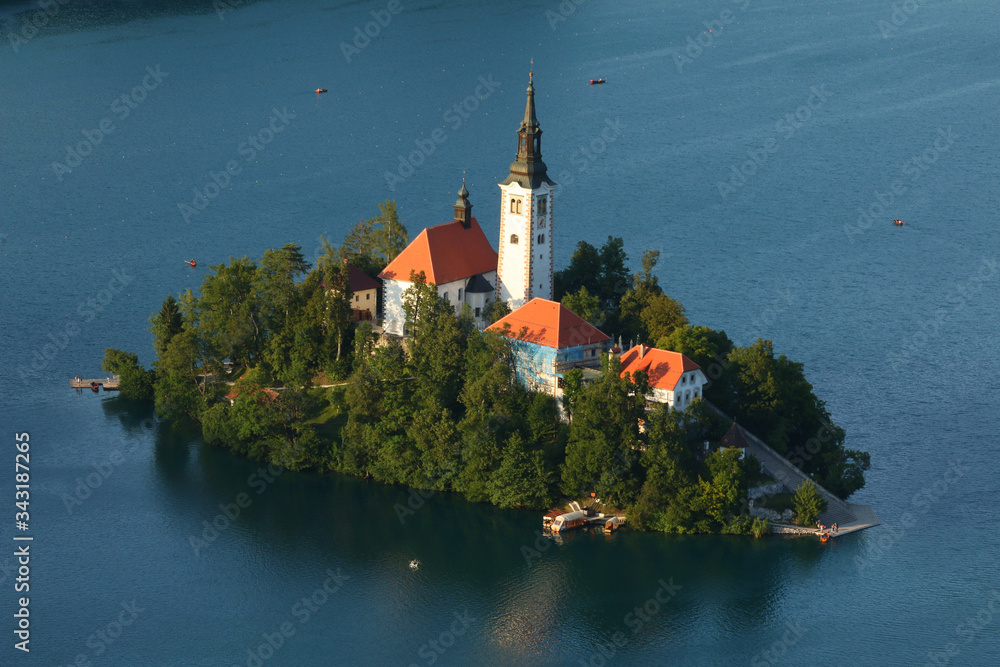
[378,183,498,336]
[497,72,555,310]
[618,345,708,412]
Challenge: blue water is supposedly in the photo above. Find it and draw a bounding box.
[2,0,999,664]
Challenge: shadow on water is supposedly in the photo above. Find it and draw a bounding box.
[147,420,833,637]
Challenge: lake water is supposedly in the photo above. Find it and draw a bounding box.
[2,0,999,664]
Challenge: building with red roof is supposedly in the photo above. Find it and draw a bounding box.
[379,182,498,335]
[346,262,380,321]
[486,298,612,397]
[618,345,707,411]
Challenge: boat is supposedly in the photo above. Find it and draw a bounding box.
[549,510,587,533]
[185,259,197,267]
[90,382,100,392]
[820,533,829,543]
[409,559,419,570]
[604,517,621,534]
[590,78,606,85]
[893,219,905,226]
[316,88,328,94]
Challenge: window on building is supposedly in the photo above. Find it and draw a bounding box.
[510,234,519,244]
[681,375,686,385]
[538,234,545,244]
[354,295,359,302]
[538,196,547,216]
[510,198,522,214]
[475,307,481,318]
[458,288,463,301]
[366,293,370,300]
[443,292,450,302]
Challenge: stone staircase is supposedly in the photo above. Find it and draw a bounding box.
[708,402,856,527]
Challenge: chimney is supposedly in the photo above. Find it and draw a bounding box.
[639,344,646,359]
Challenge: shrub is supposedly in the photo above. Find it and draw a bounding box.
[793,480,828,526]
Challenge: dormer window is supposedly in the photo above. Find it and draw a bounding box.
[510,234,519,244]
[510,197,522,214]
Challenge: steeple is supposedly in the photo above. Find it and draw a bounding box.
[453,175,473,228]
[500,69,555,189]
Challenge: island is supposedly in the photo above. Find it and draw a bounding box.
[102,74,872,538]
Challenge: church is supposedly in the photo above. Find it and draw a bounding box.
[379,71,559,333]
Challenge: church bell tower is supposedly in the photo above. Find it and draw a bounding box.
[497,71,556,309]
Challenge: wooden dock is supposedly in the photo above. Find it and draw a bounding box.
[70,376,120,390]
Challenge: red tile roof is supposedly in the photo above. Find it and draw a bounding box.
[619,345,701,390]
[486,298,611,349]
[346,263,380,292]
[378,217,497,285]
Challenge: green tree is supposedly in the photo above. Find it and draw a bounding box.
[101,348,154,401]
[488,432,552,509]
[150,295,183,358]
[198,257,261,369]
[561,286,603,325]
[321,200,409,277]
[483,298,511,325]
[793,480,827,526]
[659,324,736,411]
[562,355,647,506]
[553,240,602,300]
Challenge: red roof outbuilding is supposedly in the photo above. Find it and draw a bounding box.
[619,345,701,390]
[487,298,611,349]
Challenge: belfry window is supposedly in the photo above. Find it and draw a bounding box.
[510,234,519,244]
[538,234,545,244]
[510,198,522,214]
[538,196,547,216]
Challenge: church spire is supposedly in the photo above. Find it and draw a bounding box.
[500,68,555,189]
[453,175,473,228]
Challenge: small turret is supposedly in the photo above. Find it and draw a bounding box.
[453,177,473,228]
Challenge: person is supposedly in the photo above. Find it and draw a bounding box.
[833,523,838,533]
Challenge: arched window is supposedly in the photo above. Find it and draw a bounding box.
[443,292,450,302]
[538,196,547,216]
[510,198,522,214]
[538,234,545,244]
[510,234,519,244]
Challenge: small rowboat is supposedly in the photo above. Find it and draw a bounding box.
[590,78,606,85]
[893,219,905,226]
[316,88,328,94]
[185,259,197,267]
